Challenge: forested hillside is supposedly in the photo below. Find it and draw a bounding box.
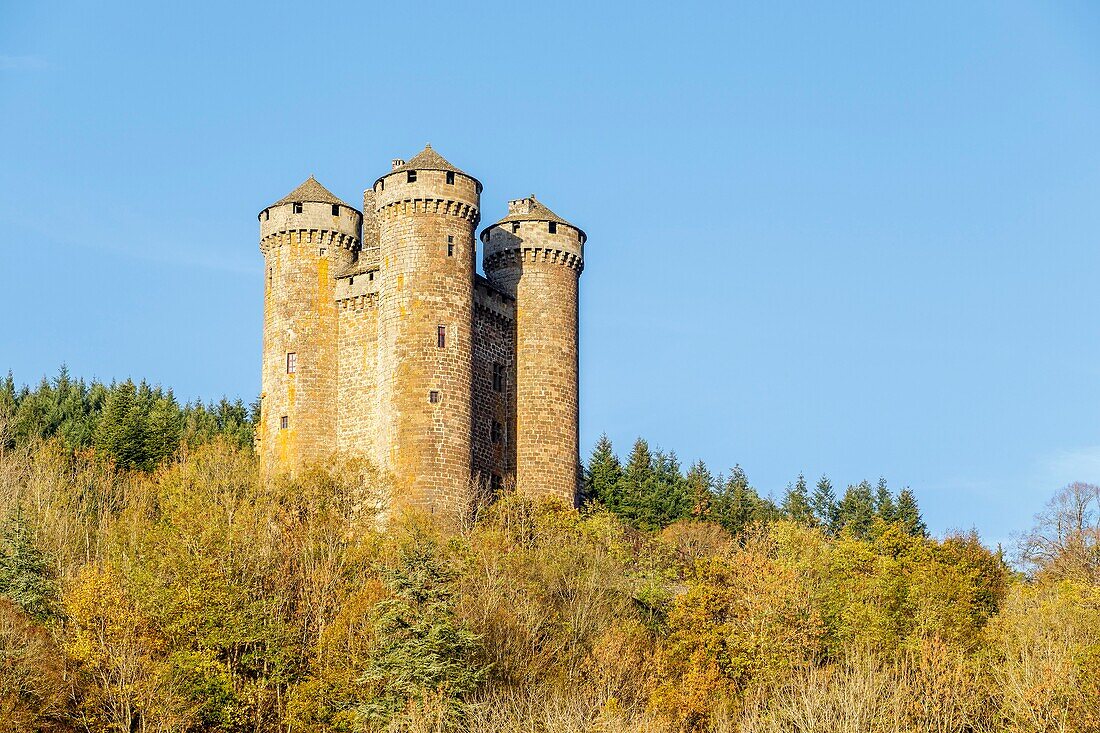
[1,371,1098,732]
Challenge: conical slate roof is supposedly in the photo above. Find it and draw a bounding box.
[389,144,469,177]
[486,195,586,242]
[271,175,350,208]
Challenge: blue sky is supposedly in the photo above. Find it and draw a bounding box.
[3,1,1099,547]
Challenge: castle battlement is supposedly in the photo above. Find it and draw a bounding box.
[257,146,585,513]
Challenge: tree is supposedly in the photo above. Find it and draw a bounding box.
[811,475,839,534]
[1019,482,1099,583]
[685,460,715,519]
[874,477,896,523]
[896,488,928,539]
[0,508,58,623]
[585,434,622,509]
[837,481,876,539]
[359,532,487,729]
[782,473,814,526]
[711,465,776,536]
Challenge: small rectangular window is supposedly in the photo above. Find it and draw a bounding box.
[286,352,297,374]
[379,179,384,191]
[348,277,354,285]
[548,222,557,233]
[319,247,326,256]
[368,272,374,281]
[511,222,520,233]
[331,204,340,216]
[280,415,289,429]
[448,243,454,257]
[292,202,303,214]
[446,171,455,184]
[437,325,446,348]
[492,363,504,393]
[264,210,270,220]
[429,390,440,404]
[491,420,502,445]
[407,171,417,183]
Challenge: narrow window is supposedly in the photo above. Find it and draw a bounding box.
[292,202,303,214]
[446,171,455,184]
[491,420,502,445]
[264,210,270,220]
[548,221,557,234]
[379,179,384,191]
[492,363,504,392]
[447,235,454,257]
[286,352,297,374]
[578,231,583,241]
[280,415,289,429]
[407,170,417,183]
[348,277,354,285]
[437,325,447,348]
[319,247,327,256]
[331,204,340,216]
[368,272,374,281]
[429,390,440,404]
[511,222,520,233]
[268,267,273,286]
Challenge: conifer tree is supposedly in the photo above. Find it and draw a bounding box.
[782,473,814,525]
[585,434,622,509]
[711,465,769,536]
[811,475,839,534]
[874,476,896,523]
[895,488,928,538]
[0,508,58,622]
[838,480,877,539]
[685,460,715,519]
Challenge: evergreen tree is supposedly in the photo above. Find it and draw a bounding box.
[782,473,814,525]
[145,391,183,467]
[711,465,774,536]
[685,460,715,519]
[359,532,486,727]
[874,476,896,523]
[811,475,839,534]
[838,480,877,539]
[649,450,691,528]
[585,434,622,509]
[0,508,58,622]
[895,488,928,538]
[94,380,149,470]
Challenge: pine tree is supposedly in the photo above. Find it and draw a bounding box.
[895,488,928,538]
[811,475,839,534]
[712,465,759,536]
[838,480,877,539]
[782,473,814,525]
[0,508,58,622]
[685,460,715,519]
[144,391,183,467]
[94,380,149,470]
[585,434,622,509]
[874,476,896,523]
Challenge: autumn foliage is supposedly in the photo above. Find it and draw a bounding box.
[0,439,1098,732]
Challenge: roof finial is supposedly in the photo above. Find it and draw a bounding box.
[425,142,432,149]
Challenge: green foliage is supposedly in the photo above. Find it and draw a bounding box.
[0,368,254,468]
[358,531,488,729]
[0,508,58,623]
[811,475,840,534]
[584,433,622,509]
[782,473,815,525]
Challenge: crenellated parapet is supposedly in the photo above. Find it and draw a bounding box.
[260,228,360,256]
[483,246,583,275]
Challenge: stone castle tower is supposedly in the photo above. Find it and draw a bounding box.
[256,145,585,510]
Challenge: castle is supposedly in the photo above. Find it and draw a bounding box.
[256,145,585,511]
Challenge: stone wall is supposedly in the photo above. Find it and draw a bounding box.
[372,166,481,515]
[472,276,516,489]
[336,272,380,465]
[258,201,360,476]
[483,212,583,504]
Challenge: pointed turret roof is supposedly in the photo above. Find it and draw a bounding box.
[389,143,469,177]
[271,175,350,208]
[486,195,586,242]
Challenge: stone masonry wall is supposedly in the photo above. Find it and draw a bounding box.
[373,167,481,515]
[258,201,360,476]
[336,272,380,464]
[472,276,516,489]
[484,216,583,504]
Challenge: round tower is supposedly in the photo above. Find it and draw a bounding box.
[258,176,362,475]
[372,145,481,512]
[481,196,585,504]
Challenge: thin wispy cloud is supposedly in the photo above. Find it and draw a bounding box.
[1040,445,1100,486]
[0,54,48,71]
